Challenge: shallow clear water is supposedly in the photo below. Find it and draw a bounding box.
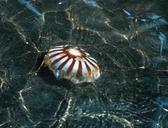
[0,0,168,128]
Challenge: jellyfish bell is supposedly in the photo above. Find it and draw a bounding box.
[44,45,100,84]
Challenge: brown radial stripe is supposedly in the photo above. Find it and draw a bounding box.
[77,61,82,75]
[85,57,98,70]
[67,59,75,74]
[48,49,64,53]
[58,57,70,70]
[89,57,97,64]
[89,58,99,70]
[48,52,64,59]
[51,55,67,67]
[84,61,91,76]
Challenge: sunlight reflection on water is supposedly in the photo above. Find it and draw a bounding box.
[0,0,168,127]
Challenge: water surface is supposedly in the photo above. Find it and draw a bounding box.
[0,0,168,128]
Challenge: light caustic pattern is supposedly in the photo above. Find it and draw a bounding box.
[1,0,168,128]
[44,45,100,84]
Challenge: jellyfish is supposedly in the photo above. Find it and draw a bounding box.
[44,45,100,84]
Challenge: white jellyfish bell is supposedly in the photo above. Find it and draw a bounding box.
[44,45,100,84]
